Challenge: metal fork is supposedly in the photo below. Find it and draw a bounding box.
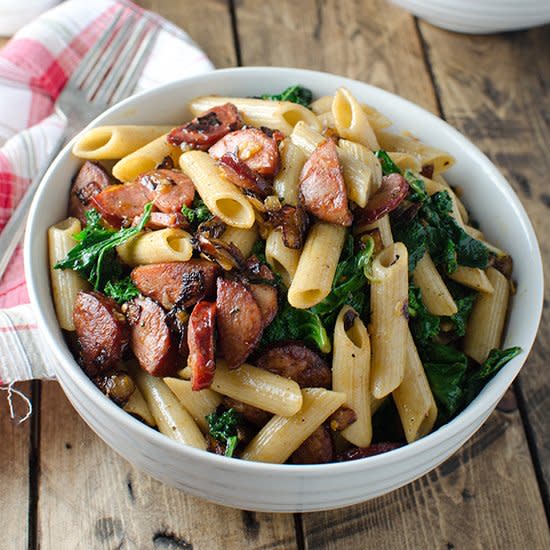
[0,8,160,279]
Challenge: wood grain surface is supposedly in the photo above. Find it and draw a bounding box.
[0,1,549,549]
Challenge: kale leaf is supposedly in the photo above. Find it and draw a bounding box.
[54,204,152,291]
[375,150,401,175]
[408,284,440,343]
[206,408,241,458]
[261,85,313,107]
[450,293,476,337]
[104,276,140,304]
[181,195,212,227]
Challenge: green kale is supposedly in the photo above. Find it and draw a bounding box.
[449,293,476,337]
[54,204,152,291]
[393,216,427,272]
[104,276,140,304]
[375,150,401,175]
[252,238,268,265]
[261,85,313,107]
[206,408,241,458]
[408,284,440,343]
[181,196,212,227]
[404,170,429,202]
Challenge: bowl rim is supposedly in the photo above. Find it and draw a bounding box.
[25,66,544,476]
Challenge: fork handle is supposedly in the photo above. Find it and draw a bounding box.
[0,133,66,281]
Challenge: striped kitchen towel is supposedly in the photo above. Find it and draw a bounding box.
[0,0,213,386]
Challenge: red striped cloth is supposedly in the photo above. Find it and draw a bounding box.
[0,0,213,384]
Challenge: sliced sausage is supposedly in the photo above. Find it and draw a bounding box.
[131,259,220,310]
[91,182,154,227]
[327,406,357,431]
[336,442,403,462]
[255,342,331,388]
[132,211,188,230]
[222,397,272,427]
[216,278,264,369]
[69,161,111,225]
[290,425,334,464]
[187,301,217,390]
[167,103,243,151]
[209,128,280,176]
[166,304,190,358]
[299,139,352,226]
[218,153,273,199]
[265,205,309,249]
[73,290,129,376]
[125,297,179,377]
[138,169,195,213]
[244,257,279,328]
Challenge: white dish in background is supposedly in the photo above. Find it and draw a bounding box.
[0,0,60,36]
[24,67,543,512]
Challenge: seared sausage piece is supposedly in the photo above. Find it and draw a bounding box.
[138,169,195,213]
[168,103,243,151]
[255,342,331,388]
[218,153,273,199]
[69,161,111,225]
[131,259,220,310]
[91,182,154,227]
[209,128,280,176]
[126,297,178,377]
[336,442,403,462]
[73,290,129,376]
[216,278,264,369]
[290,425,334,464]
[327,406,357,432]
[244,257,278,327]
[222,396,272,427]
[299,139,352,226]
[187,301,217,390]
[132,211,188,230]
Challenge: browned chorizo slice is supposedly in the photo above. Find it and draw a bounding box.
[131,259,219,310]
[125,297,179,377]
[255,342,331,388]
[138,169,195,213]
[216,278,264,369]
[222,396,271,427]
[290,425,334,464]
[209,128,280,176]
[69,161,111,225]
[187,301,217,390]
[299,139,352,226]
[132,211,188,230]
[327,406,357,431]
[218,153,273,199]
[91,182,154,227]
[167,103,243,150]
[336,442,403,462]
[73,290,129,376]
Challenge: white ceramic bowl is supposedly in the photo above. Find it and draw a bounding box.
[24,67,543,512]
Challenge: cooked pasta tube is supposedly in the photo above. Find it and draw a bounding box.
[123,386,156,427]
[464,267,510,364]
[338,139,383,191]
[132,367,206,449]
[413,252,457,316]
[179,151,255,228]
[355,214,394,247]
[189,96,321,135]
[164,378,222,433]
[112,134,181,182]
[388,151,422,173]
[332,306,372,447]
[265,229,301,286]
[376,131,455,175]
[240,388,346,463]
[221,225,258,258]
[72,125,172,160]
[448,266,494,294]
[332,87,379,150]
[290,120,324,155]
[288,222,346,309]
[393,330,438,443]
[370,243,409,399]
[48,217,90,330]
[273,139,306,206]
[310,95,334,114]
[316,111,336,128]
[116,228,193,266]
[210,361,302,417]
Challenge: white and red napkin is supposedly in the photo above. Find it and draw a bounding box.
[0,0,213,385]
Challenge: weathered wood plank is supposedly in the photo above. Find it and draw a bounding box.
[0,382,31,550]
[38,381,297,550]
[418,20,550,507]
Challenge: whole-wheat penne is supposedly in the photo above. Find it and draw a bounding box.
[265,229,301,287]
[464,267,510,363]
[332,306,372,447]
[370,243,409,399]
[273,139,306,206]
[48,217,90,330]
[116,228,193,266]
[72,125,173,160]
[241,388,346,463]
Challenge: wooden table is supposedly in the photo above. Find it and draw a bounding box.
[1,1,549,548]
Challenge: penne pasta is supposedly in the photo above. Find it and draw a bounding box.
[116,228,193,266]
[388,151,422,173]
[338,139,383,191]
[72,125,172,160]
[48,217,90,330]
[179,150,255,228]
[265,229,301,287]
[370,243,409,399]
[240,388,346,463]
[332,306,372,447]
[448,266,494,294]
[288,222,346,309]
[464,267,510,364]
[123,385,156,427]
[273,139,306,206]
[221,225,259,258]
